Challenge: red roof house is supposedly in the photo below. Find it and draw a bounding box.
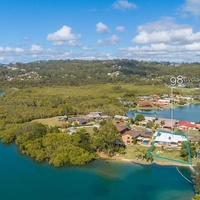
[178,120,198,130]
[138,101,152,107]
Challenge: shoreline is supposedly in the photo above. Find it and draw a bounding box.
[98,153,193,168]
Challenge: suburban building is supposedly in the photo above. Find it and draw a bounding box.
[138,101,152,107]
[69,118,89,125]
[178,120,198,130]
[154,118,179,130]
[114,115,129,121]
[115,124,129,134]
[122,128,153,145]
[154,131,187,146]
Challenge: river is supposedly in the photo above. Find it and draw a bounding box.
[0,142,194,200]
[127,104,200,122]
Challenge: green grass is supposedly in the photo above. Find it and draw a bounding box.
[32,116,64,127]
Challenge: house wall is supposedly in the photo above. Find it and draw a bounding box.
[122,135,132,145]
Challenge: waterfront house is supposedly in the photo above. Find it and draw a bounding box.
[153,102,168,107]
[154,131,187,146]
[178,120,198,130]
[138,101,152,107]
[122,128,153,145]
[122,130,140,145]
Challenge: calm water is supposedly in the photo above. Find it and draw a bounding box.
[129,104,200,122]
[0,91,2,95]
[0,142,194,200]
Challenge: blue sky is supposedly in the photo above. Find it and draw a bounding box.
[1,0,200,63]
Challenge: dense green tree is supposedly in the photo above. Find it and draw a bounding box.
[192,163,200,194]
[192,194,200,200]
[135,114,145,122]
[180,142,196,161]
[93,122,123,157]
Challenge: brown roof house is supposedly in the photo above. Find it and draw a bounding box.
[122,129,153,145]
[69,118,89,125]
[115,123,129,134]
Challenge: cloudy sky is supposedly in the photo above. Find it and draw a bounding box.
[1,0,200,63]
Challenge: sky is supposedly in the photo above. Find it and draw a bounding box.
[1,0,200,63]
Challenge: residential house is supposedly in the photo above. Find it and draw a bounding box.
[69,118,89,125]
[122,128,153,145]
[138,101,152,107]
[115,123,129,134]
[188,136,200,143]
[86,112,102,119]
[114,115,129,121]
[154,118,179,130]
[139,96,150,101]
[178,120,198,130]
[153,102,168,107]
[154,131,187,146]
[58,115,68,121]
[122,130,140,145]
[152,94,160,101]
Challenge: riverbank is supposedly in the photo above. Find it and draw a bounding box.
[98,152,193,168]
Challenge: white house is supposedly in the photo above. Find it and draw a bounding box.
[154,131,187,146]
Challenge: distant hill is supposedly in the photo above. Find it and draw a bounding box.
[0,59,199,88]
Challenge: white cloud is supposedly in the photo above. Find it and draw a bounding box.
[97,35,120,46]
[47,25,81,46]
[96,22,110,33]
[113,0,137,10]
[109,35,120,44]
[116,26,125,32]
[136,17,189,32]
[82,46,94,51]
[30,44,43,53]
[117,18,200,62]
[0,47,24,53]
[132,18,200,45]
[184,42,200,50]
[182,0,200,16]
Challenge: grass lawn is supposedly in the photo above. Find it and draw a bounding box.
[32,116,64,127]
[117,145,149,160]
[73,126,95,134]
[151,146,185,161]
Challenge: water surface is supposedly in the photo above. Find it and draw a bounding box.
[130,104,200,122]
[0,142,194,200]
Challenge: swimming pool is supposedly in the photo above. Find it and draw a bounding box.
[142,140,149,145]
